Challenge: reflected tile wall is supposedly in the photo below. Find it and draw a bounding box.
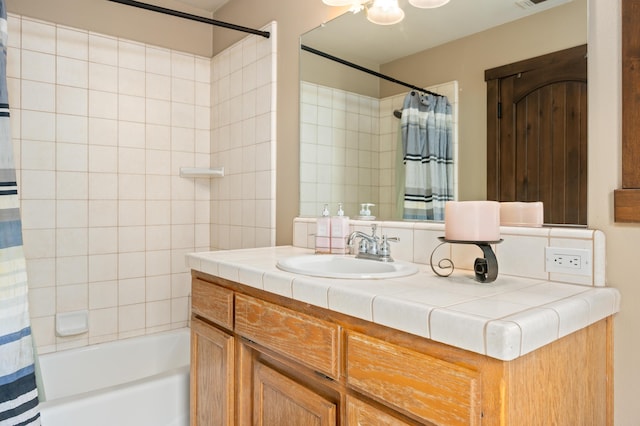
[299,80,458,220]
[9,14,211,354]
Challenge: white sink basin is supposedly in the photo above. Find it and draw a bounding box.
[276,255,419,279]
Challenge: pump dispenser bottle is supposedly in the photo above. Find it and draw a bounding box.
[315,204,331,254]
[331,203,350,254]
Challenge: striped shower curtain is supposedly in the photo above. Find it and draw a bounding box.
[0,3,41,425]
[401,91,453,221]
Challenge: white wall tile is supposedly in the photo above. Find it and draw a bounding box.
[88,227,118,255]
[146,46,171,76]
[22,80,55,112]
[15,16,210,353]
[57,57,88,88]
[89,90,118,119]
[57,143,88,172]
[21,170,55,199]
[88,201,118,227]
[119,40,146,71]
[89,33,118,65]
[57,115,88,144]
[89,117,118,146]
[22,18,55,54]
[88,253,118,282]
[89,62,118,92]
[56,255,88,286]
[118,225,145,253]
[56,201,88,228]
[89,173,118,199]
[56,172,88,200]
[22,110,55,141]
[57,26,88,60]
[57,86,88,116]
[21,50,55,83]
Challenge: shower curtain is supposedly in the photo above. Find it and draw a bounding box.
[0,2,41,425]
[400,91,453,221]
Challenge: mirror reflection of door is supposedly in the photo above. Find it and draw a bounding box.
[486,45,588,225]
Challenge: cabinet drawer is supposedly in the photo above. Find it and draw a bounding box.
[192,278,234,329]
[346,331,481,426]
[235,294,340,379]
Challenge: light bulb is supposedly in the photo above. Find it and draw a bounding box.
[408,0,450,8]
[367,0,405,25]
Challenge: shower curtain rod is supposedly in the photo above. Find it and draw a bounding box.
[107,0,270,39]
[301,44,441,97]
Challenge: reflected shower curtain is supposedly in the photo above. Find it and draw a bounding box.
[401,91,453,220]
[0,3,41,425]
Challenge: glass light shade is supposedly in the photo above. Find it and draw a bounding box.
[367,0,405,25]
[408,0,450,8]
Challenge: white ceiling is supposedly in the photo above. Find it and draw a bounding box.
[302,0,574,66]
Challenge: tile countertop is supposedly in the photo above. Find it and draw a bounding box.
[186,246,621,361]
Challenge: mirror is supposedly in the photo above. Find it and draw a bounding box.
[299,0,587,221]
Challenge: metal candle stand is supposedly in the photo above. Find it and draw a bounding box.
[430,237,503,283]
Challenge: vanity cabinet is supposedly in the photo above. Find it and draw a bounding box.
[190,272,613,426]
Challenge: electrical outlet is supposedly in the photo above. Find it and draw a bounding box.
[545,247,591,276]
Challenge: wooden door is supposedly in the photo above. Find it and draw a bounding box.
[253,361,337,426]
[190,317,235,426]
[486,45,587,225]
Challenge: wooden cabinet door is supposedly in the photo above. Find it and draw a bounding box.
[486,45,587,225]
[253,361,337,426]
[190,317,235,426]
[346,395,414,426]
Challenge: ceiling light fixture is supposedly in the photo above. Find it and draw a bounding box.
[323,0,450,25]
[367,0,405,25]
[408,0,451,8]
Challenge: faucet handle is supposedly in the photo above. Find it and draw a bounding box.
[379,235,399,259]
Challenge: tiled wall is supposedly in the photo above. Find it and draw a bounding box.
[299,81,458,220]
[299,81,380,218]
[210,22,277,250]
[9,14,212,353]
[293,217,606,287]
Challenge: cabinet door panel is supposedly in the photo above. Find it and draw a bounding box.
[235,293,340,379]
[254,362,336,426]
[191,317,234,426]
[346,395,413,426]
[346,331,480,426]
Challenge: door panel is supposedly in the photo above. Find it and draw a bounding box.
[486,45,587,225]
[253,362,337,426]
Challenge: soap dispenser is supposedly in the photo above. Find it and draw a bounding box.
[315,204,331,254]
[331,203,350,254]
[357,203,376,220]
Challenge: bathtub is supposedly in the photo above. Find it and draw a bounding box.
[38,328,190,426]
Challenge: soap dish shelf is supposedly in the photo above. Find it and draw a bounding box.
[431,237,503,283]
[179,167,224,178]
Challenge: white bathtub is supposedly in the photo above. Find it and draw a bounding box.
[38,328,190,426]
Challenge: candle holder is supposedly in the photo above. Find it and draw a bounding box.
[430,237,503,283]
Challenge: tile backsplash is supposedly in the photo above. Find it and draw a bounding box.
[293,217,606,287]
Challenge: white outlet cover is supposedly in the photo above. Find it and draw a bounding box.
[545,247,592,276]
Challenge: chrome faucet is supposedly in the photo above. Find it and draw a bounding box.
[347,224,399,262]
